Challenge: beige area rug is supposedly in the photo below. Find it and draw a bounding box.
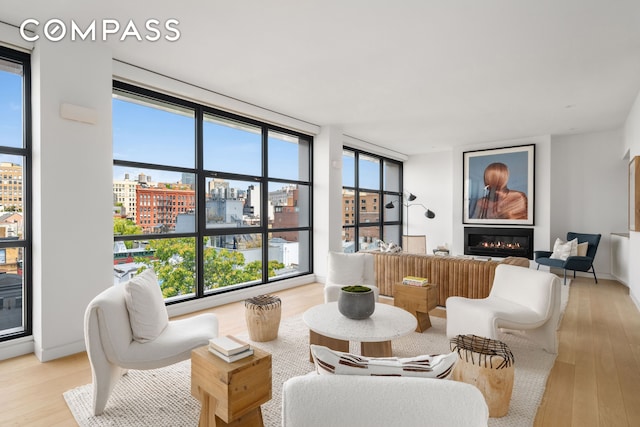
[65,283,568,426]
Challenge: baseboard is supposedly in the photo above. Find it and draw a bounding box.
[167,274,318,318]
[541,267,614,282]
[630,291,640,313]
[35,338,86,362]
[0,336,34,362]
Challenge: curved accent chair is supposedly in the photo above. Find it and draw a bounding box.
[324,251,379,303]
[446,264,561,353]
[534,232,601,285]
[84,269,219,415]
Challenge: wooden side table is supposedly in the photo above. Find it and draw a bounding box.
[393,283,439,332]
[191,345,272,427]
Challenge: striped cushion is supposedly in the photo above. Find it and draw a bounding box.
[310,345,457,379]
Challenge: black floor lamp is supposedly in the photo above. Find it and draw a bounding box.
[384,193,435,253]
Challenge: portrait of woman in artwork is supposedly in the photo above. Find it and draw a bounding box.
[473,162,528,220]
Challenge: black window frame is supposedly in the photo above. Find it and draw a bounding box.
[112,81,313,304]
[0,46,32,343]
[342,147,403,252]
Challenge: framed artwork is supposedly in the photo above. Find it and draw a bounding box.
[463,144,535,225]
[630,156,640,231]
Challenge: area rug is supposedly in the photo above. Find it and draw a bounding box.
[64,308,561,427]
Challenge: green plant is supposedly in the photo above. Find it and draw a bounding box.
[341,285,371,293]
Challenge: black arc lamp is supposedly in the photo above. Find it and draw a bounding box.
[384,193,435,218]
[384,192,435,236]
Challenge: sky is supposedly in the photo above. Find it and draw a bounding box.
[0,71,23,151]
[342,151,389,190]
[2,64,312,194]
[113,96,308,187]
[2,67,307,186]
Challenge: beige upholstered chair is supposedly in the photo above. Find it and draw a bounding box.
[446,264,561,353]
[84,270,218,415]
[324,251,379,303]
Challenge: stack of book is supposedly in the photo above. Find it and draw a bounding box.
[402,276,429,287]
[208,335,253,363]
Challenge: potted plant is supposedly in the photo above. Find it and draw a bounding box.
[338,285,375,319]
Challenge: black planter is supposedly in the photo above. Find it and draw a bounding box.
[338,287,375,319]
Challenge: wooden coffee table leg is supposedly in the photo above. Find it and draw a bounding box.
[361,340,392,357]
[309,330,349,362]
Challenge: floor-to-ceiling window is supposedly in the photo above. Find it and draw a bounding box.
[113,81,312,303]
[342,147,402,252]
[0,47,31,342]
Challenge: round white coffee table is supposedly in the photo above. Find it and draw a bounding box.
[302,302,417,359]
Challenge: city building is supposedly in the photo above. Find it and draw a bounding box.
[0,162,23,212]
[136,185,196,233]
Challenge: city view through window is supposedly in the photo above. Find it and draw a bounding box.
[342,148,402,253]
[0,48,30,341]
[113,82,312,302]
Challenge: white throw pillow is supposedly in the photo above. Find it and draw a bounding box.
[327,252,365,285]
[124,269,169,343]
[577,242,588,257]
[310,344,457,379]
[550,238,578,260]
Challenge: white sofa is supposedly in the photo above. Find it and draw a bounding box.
[282,374,489,427]
[446,264,561,353]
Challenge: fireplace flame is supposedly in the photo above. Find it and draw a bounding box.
[479,240,522,250]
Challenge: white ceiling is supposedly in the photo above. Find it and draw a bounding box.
[2,0,640,155]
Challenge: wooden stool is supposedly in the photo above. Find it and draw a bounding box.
[191,346,272,426]
[450,334,514,418]
[393,283,438,332]
[245,295,282,342]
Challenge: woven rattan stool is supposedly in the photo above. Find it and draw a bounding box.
[450,334,515,417]
[245,294,282,342]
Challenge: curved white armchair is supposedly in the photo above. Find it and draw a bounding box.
[324,251,379,303]
[446,264,561,353]
[84,275,218,415]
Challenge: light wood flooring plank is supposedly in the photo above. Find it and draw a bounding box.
[570,281,599,427]
[591,281,628,427]
[606,281,640,425]
[536,360,575,426]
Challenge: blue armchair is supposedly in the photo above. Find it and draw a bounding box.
[534,232,601,285]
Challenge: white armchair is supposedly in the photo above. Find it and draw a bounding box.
[84,269,218,415]
[446,264,561,353]
[324,251,379,303]
[282,374,489,427]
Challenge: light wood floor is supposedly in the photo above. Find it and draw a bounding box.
[0,276,638,426]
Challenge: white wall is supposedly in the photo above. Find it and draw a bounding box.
[404,136,551,259]
[550,130,627,279]
[451,136,552,257]
[404,151,453,253]
[313,126,344,284]
[624,88,640,308]
[30,40,114,361]
[404,131,626,285]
